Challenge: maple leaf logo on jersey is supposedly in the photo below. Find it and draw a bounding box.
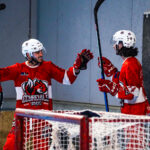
[22,78,48,95]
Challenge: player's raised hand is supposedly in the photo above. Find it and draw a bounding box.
[74,49,93,72]
[98,57,117,77]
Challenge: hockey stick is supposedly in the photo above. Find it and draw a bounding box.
[94,0,109,112]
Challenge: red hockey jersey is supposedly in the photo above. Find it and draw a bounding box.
[0,61,77,110]
[113,57,147,115]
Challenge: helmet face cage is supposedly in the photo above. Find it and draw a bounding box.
[113,30,136,48]
[22,39,46,58]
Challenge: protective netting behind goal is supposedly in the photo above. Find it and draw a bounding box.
[88,112,150,150]
[15,109,150,150]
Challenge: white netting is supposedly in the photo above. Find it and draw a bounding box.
[88,111,150,150]
[16,109,150,150]
[22,118,80,150]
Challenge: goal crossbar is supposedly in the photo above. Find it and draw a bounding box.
[15,108,83,124]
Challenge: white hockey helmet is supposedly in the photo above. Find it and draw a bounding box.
[22,39,45,58]
[113,30,136,48]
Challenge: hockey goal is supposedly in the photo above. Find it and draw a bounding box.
[15,108,150,150]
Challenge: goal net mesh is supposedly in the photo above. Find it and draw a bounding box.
[23,118,80,150]
[15,109,150,150]
[88,112,150,150]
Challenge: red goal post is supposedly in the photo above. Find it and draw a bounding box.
[15,108,89,150]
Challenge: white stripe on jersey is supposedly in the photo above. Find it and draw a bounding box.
[15,87,24,100]
[48,85,52,99]
[63,70,71,85]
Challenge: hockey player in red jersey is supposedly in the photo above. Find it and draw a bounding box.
[1,38,93,150]
[97,30,148,150]
[97,30,148,115]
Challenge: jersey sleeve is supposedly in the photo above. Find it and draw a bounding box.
[0,63,20,82]
[112,71,134,100]
[49,62,77,85]
[116,59,146,103]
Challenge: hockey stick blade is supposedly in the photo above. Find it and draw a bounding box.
[94,0,109,112]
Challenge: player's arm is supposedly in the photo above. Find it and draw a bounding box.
[117,64,146,103]
[50,49,93,85]
[97,65,143,101]
[0,64,19,110]
[96,78,134,99]
[0,63,19,82]
[97,66,133,98]
[50,62,76,85]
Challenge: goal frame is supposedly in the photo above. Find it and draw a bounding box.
[15,108,150,150]
[15,108,89,150]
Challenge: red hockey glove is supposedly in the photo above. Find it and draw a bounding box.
[98,57,117,77]
[97,78,118,96]
[74,49,93,70]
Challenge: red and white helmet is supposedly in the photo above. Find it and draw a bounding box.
[22,39,45,58]
[113,30,136,48]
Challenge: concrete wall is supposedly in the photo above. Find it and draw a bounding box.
[37,0,150,106]
[0,0,37,97]
[0,0,150,110]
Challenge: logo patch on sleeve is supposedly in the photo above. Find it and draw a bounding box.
[20,72,29,76]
